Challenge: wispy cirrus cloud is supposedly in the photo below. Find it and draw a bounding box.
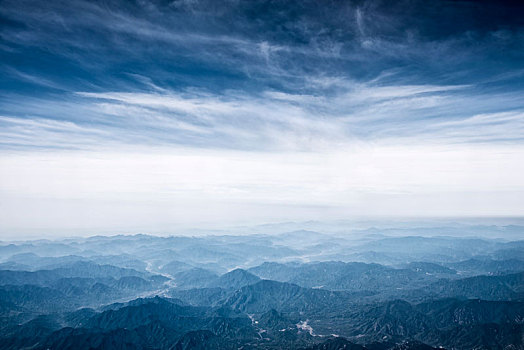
[2,0,522,94]
[1,81,523,152]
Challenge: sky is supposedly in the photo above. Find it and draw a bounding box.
[1,0,524,237]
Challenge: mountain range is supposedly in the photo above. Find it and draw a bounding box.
[1,228,523,349]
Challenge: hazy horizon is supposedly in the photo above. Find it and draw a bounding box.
[2,216,524,242]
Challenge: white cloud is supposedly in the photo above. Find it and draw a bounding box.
[1,143,524,236]
[2,81,523,154]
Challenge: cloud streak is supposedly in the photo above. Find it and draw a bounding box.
[2,80,522,152]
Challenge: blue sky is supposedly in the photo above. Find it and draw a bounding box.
[1,0,524,236]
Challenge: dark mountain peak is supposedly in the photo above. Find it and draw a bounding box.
[224,279,349,313]
[126,295,173,307]
[85,296,196,330]
[224,268,254,276]
[209,268,260,290]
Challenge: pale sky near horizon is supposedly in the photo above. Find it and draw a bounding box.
[1,0,524,236]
